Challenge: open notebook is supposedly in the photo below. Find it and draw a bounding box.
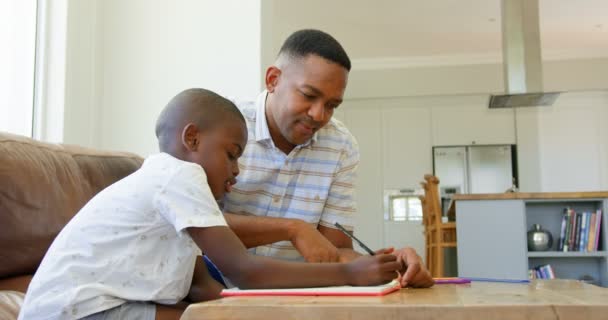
[221,279,401,297]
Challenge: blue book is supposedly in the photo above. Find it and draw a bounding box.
[579,212,587,252]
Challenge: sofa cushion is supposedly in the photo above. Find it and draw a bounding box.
[0,132,143,279]
[0,291,24,320]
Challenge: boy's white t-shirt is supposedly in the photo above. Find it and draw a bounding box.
[19,153,227,320]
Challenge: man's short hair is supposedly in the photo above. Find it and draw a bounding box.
[278,29,351,71]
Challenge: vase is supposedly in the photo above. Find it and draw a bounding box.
[527,224,553,251]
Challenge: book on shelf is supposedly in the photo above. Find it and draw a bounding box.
[578,212,585,252]
[570,209,578,251]
[595,209,602,250]
[558,208,602,252]
[588,212,597,252]
[582,212,590,252]
[528,264,556,280]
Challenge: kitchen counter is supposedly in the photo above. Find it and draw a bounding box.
[448,191,608,215]
[453,192,608,286]
[452,191,608,201]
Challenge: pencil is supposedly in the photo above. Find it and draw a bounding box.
[334,222,375,255]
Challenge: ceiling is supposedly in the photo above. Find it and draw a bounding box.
[270,0,608,63]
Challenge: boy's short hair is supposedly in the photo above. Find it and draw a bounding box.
[278,29,351,71]
[155,88,245,152]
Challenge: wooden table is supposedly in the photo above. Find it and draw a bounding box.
[181,280,608,320]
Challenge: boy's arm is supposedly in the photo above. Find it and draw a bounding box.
[186,226,400,289]
[223,213,341,262]
[186,256,224,302]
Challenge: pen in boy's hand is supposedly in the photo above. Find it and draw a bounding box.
[334,222,375,256]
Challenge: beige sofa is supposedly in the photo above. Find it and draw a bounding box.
[0,132,143,318]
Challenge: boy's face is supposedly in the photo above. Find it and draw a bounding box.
[191,119,247,200]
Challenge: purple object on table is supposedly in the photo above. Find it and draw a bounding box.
[463,277,529,283]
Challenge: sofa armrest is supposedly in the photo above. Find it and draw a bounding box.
[0,275,33,293]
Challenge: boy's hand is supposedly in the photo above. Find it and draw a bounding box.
[393,247,434,288]
[290,220,340,263]
[345,254,402,286]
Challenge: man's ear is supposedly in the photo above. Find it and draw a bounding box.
[181,123,200,151]
[265,66,281,93]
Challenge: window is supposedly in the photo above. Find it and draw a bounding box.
[0,0,38,137]
[384,189,423,222]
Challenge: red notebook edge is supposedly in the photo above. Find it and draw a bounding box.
[220,281,401,297]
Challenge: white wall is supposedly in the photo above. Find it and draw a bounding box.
[346,58,608,99]
[97,0,261,155]
[60,0,262,155]
[62,0,100,147]
[60,1,608,156]
[340,102,385,251]
[536,91,608,191]
[514,107,542,192]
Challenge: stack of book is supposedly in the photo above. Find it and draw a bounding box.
[558,208,602,252]
[528,264,556,279]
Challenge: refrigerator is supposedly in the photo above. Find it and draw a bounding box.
[433,145,517,211]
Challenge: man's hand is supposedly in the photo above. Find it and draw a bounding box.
[289,220,340,262]
[393,247,434,288]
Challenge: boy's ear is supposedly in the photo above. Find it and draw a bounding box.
[181,123,200,151]
[265,66,281,93]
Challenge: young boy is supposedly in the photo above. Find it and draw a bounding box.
[19,88,403,320]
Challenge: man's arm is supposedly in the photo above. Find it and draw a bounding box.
[224,213,341,262]
[317,132,361,262]
[317,225,359,262]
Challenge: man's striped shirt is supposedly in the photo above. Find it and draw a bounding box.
[224,91,360,261]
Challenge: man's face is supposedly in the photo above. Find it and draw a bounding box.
[266,54,348,152]
[191,120,247,200]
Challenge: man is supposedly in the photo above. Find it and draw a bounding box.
[223,29,433,288]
